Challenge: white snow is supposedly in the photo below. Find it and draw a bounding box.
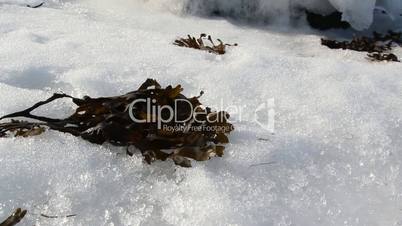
[0,1,402,226]
[126,0,402,30]
[328,0,376,30]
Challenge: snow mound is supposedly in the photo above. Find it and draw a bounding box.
[328,0,376,30]
[5,0,401,29]
[105,0,400,30]
[183,0,402,30]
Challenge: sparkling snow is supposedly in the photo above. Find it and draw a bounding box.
[0,1,402,226]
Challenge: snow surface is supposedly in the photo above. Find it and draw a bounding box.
[0,1,402,226]
[139,0,402,30]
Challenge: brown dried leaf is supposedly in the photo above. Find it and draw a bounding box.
[15,126,46,137]
[215,133,229,144]
[215,145,225,157]
[174,34,237,55]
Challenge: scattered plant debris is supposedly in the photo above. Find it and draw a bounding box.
[0,79,233,167]
[40,213,76,219]
[0,208,27,226]
[27,2,44,8]
[0,120,46,138]
[174,34,237,55]
[321,36,391,53]
[321,30,402,62]
[367,52,400,62]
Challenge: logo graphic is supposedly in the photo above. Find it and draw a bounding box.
[254,98,275,133]
[128,98,275,133]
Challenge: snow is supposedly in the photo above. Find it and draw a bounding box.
[134,0,402,30]
[328,0,376,30]
[0,1,402,226]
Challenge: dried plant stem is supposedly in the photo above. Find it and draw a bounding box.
[0,208,27,226]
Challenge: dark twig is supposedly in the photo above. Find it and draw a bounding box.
[0,93,74,123]
[249,162,277,168]
[0,208,27,226]
[27,2,44,8]
[257,138,272,142]
[40,213,76,219]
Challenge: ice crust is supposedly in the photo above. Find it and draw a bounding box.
[0,1,401,226]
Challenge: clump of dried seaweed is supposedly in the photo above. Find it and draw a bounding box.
[367,52,400,62]
[321,30,401,62]
[174,34,237,55]
[0,79,233,167]
[0,208,27,226]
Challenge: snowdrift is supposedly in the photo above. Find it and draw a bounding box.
[181,0,402,30]
[92,0,401,30]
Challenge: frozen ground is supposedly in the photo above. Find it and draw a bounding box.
[0,1,402,226]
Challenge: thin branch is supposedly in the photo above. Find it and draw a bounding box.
[257,138,272,142]
[249,162,277,168]
[0,208,27,226]
[40,213,76,219]
[0,93,73,123]
[27,2,44,8]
